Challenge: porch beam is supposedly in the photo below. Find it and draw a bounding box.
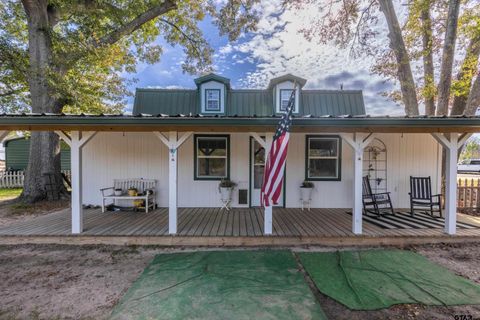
[458,133,473,148]
[55,130,72,147]
[0,131,9,142]
[264,133,273,235]
[176,131,193,148]
[249,132,267,149]
[339,133,376,235]
[78,131,97,148]
[153,132,170,147]
[431,133,451,149]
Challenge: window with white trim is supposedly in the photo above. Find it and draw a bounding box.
[306,136,341,180]
[280,89,295,111]
[205,89,221,111]
[195,135,229,180]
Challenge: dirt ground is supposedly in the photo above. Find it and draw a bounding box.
[0,199,69,227]
[0,243,479,320]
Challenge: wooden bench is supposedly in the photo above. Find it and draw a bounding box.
[100,179,157,213]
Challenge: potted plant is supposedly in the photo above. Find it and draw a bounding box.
[128,187,138,196]
[300,180,314,201]
[218,179,237,202]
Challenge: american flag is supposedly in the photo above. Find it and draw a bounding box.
[261,87,295,207]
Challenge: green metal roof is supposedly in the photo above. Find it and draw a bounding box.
[133,89,366,116]
[194,73,231,88]
[134,89,198,115]
[0,114,479,133]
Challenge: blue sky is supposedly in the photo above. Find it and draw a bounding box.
[124,1,402,115]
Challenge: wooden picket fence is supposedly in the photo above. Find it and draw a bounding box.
[457,178,480,213]
[0,170,71,189]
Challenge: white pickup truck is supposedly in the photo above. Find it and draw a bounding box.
[458,159,480,173]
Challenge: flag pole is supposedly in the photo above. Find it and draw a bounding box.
[263,80,297,235]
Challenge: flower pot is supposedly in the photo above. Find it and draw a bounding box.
[114,189,122,196]
[128,189,137,196]
[300,187,313,201]
[219,187,233,202]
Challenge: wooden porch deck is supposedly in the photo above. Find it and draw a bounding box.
[1,208,480,246]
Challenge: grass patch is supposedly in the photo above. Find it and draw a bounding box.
[0,188,22,200]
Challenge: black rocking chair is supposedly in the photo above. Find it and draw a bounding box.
[409,176,442,217]
[362,176,395,216]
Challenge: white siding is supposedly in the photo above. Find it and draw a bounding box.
[82,132,169,207]
[82,132,440,209]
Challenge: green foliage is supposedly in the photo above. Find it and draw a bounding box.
[460,137,480,162]
[0,0,259,114]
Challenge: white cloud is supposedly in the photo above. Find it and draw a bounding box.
[217,0,401,115]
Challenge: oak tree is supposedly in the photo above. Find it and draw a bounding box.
[0,0,258,202]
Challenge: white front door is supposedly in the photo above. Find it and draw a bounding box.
[250,138,284,207]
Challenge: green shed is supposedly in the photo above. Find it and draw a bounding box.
[4,137,71,171]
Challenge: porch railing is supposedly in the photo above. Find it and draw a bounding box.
[0,170,71,189]
[457,178,480,213]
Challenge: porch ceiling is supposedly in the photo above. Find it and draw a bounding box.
[0,113,480,133]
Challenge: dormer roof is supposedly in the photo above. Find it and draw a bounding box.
[194,73,231,89]
[267,74,307,90]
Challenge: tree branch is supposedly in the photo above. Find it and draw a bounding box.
[464,70,480,115]
[0,88,22,97]
[350,0,376,55]
[96,0,177,47]
[159,18,201,55]
[436,0,461,115]
[450,33,480,115]
[378,0,419,115]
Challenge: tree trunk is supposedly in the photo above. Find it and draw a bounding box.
[21,0,66,203]
[464,71,480,115]
[420,0,435,115]
[436,0,461,115]
[450,34,480,115]
[378,0,419,116]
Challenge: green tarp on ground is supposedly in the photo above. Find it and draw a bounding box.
[110,250,326,320]
[298,249,480,311]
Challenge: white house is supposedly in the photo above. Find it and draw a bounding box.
[0,73,477,240]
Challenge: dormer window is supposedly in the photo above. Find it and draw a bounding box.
[205,89,221,111]
[280,89,295,111]
[268,74,306,115]
[195,73,230,114]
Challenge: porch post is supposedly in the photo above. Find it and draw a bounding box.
[154,131,192,235]
[340,133,375,235]
[445,133,458,235]
[264,133,274,235]
[353,141,363,235]
[56,131,97,234]
[70,131,82,234]
[168,131,178,234]
[431,132,471,235]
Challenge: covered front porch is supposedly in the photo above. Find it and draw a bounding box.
[1,207,479,246]
[1,114,480,239]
